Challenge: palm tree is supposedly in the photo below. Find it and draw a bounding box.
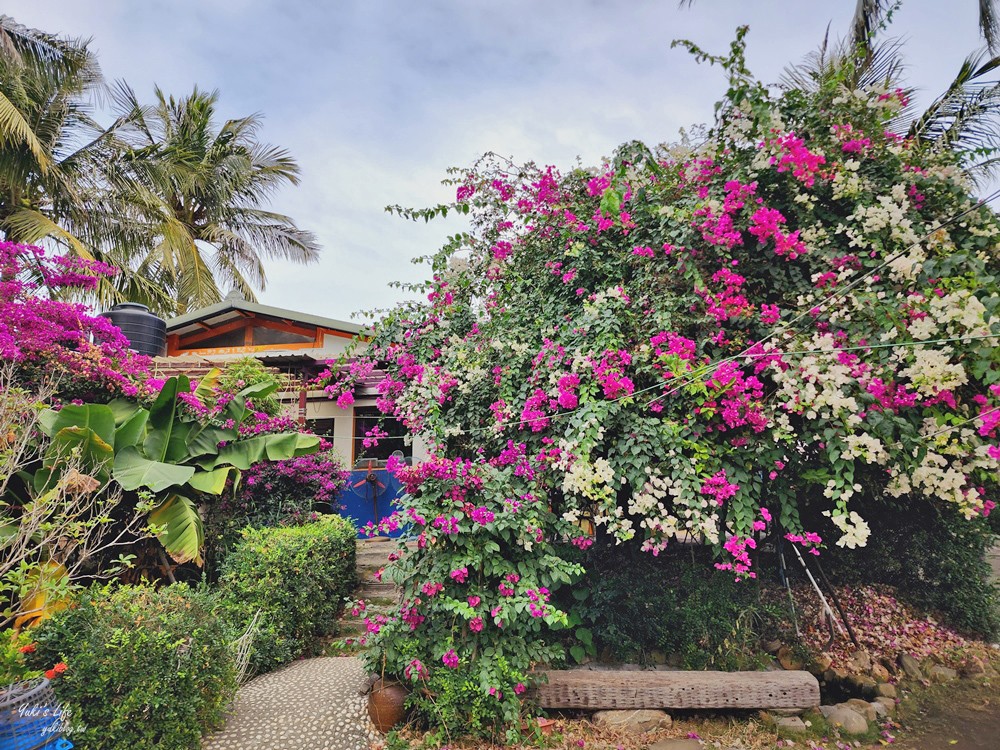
[0,16,119,257]
[850,0,1000,54]
[109,86,320,315]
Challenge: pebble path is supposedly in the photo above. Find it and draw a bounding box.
[201,657,380,750]
[202,539,402,750]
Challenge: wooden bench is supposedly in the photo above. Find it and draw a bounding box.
[533,669,820,710]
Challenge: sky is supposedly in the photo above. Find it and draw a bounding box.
[6,1,988,323]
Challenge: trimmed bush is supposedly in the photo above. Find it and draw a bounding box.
[217,514,356,677]
[28,583,236,750]
[569,541,779,669]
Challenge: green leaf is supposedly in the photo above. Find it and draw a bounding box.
[113,445,195,492]
[237,380,280,402]
[149,494,204,566]
[192,368,222,407]
[202,432,320,471]
[38,404,116,447]
[185,424,236,459]
[115,409,149,449]
[106,398,143,426]
[35,427,114,492]
[570,645,587,663]
[575,627,594,646]
[599,188,622,216]
[187,466,237,495]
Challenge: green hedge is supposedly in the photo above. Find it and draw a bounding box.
[218,514,356,677]
[29,583,236,750]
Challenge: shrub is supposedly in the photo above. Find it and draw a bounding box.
[570,542,779,669]
[216,357,282,416]
[217,514,356,677]
[27,583,236,750]
[205,447,348,573]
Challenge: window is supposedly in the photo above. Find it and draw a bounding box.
[353,406,408,466]
[183,328,245,349]
[252,326,314,346]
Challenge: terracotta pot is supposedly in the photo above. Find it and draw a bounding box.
[367,678,408,733]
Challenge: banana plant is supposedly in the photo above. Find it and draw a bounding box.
[36,372,320,565]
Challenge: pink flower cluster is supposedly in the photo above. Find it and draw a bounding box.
[700,469,740,506]
[748,207,807,260]
[765,131,827,187]
[594,349,635,400]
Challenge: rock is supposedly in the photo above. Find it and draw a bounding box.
[649,650,668,665]
[899,653,925,681]
[874,696,897,717]
[876,683,897,699]
[592,709,671,734]
[841,698,877,723]
[819,705,836,718]
[777,644,804,671]
[870,663,890,682]
[928,665,957,683]
[777,716,807,733]
[824,706,869,735]
[848,650,873,673]
[871,701,889,719]
[823,667,849,685]
[959,655,986,677]
[879,656,899,677]
[846,674,878,699]
[648,740,703,750]
[763,639,783,654]
[770,707,806,717]
[811,653,833,674]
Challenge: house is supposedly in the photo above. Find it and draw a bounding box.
[153,290,427,472]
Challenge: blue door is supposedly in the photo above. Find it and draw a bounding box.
[339,468,406,538]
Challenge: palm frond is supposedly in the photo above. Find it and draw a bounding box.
[909,50,1000,162]
[2,207,94,259]
[0,89,49,171]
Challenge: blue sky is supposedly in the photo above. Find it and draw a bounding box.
[6,1,987,322]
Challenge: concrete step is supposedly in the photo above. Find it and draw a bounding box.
[358,582,400,600]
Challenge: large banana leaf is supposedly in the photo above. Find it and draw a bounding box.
[106,398,144,426]
[144,419,194,464]
[149,494,203,565]
[187,466,238,495]
[115,409,149,449]
[113,445,195,492]
[144,376,187,461]
[12,562,71,631]
[34,426,114,492]
[200,431,320,471]
[192,367,222,407]
[185,423,236,459]
[38,404,116,447]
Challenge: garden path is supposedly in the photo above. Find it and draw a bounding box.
[200,656,378,750]
[202,538,403,750]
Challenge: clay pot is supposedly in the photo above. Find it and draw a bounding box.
[367,678,408,733]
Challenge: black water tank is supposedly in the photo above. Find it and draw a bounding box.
[100,303,167,356]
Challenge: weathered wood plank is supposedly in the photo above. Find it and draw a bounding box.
[533,670,820,710]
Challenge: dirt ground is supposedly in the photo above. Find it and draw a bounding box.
[892,670,1000,750]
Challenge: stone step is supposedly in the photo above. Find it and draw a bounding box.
[358,582,400,600]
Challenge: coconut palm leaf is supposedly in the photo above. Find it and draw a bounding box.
[909,50,1000,181]
[107,83,319,315]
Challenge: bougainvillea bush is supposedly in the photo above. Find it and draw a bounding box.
[324,31,1000,737]
[0,241,152,401]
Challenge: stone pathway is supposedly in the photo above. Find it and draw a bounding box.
[202,539,406,749]
[201,657,379,750]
